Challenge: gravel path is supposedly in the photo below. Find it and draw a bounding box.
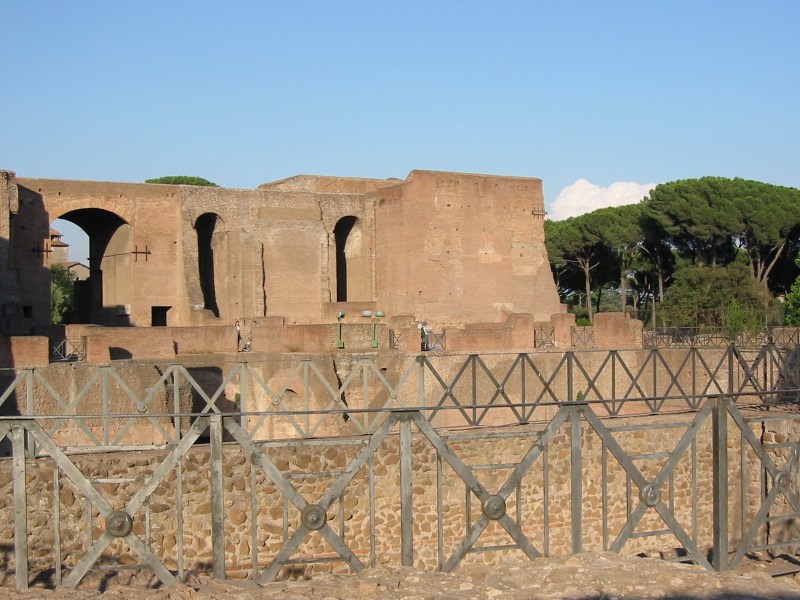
[2,553,800,599]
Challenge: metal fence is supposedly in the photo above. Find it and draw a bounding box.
[534,326,555,348]
[571,326,595,347]
[49,337,87,362]
[389,329,403,350]
[1,345,799,450]
[1,347,800,590]
[643,327,800,350]
[2,345,798,444]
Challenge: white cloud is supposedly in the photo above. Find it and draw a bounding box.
[548,179,657,221]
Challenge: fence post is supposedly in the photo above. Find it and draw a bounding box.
[24,369,35,459]
[727,344,735,396]
[712,395,729,571]
[399,415,414,566]
[570,405,583,553]
[417,356,426,410]
[101,366,110,446]
[567,352,574,403]
[12,425,28,590]
[210,414,225,579]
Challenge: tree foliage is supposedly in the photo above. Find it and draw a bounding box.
[545,176,800,327]
[656,263,769,328]
[145,176,218,187]
[734,179,800,287]
[545,215,616,322]
[784,252,800,327]
[51,265,75,324]
[646,177,740,267]
[592,204,644,314]
[645,177,800,286]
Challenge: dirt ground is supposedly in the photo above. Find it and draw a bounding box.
[3,553,800,599]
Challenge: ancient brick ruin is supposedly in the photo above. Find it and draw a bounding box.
[0,167,648,364]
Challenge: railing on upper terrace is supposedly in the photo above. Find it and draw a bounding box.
[49,337,87,362]
[427,330,446,351]
[389,329,403,350]
[388,330,446,351]
[643,327,800,350]
[571,326,595,347]
[533,326,555,348]
[1,346,799,450]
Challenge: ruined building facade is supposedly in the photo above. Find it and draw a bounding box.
[1,168,564,335]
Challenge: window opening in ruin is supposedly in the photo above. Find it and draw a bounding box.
[334,216,358,302]
[195,213,221,317]
[151,306,170,327]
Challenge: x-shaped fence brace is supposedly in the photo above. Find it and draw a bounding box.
[419,354,568,426]
[243,357,418,437]
[731,345,800,399]
[583,404,714,569]
[728,403,800,568]
[3,379,800,588]
[224,409,558,580]
[0,418,211,589]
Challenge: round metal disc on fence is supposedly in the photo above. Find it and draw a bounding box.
[482,495,507,520]
[776,472,792,493]
[106,511,133,537]
[301,504,327,531]
[640,484,661,508]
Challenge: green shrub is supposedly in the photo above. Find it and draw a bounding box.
[145,176,218,187]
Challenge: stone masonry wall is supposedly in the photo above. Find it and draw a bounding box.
[374,171,563,327]
[0,170,20,334]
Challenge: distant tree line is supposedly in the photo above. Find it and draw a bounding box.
[145,176,218,187]
[545,177,800,330]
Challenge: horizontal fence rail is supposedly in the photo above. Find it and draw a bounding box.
[0,347,799,590]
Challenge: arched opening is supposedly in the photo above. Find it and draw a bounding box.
[332,215,370,303]
[54,209,132,325]
[334,216,357,302]
[195,213,221,317]
[49,219,89,325]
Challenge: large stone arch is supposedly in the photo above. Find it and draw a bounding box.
[55,207,133,325]
[48,196,135,227]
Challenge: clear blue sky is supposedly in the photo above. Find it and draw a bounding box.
[2,1,798,257]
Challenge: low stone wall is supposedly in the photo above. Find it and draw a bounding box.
[0,336,49,368]
[0,406,790,583]
[1,311,648,366]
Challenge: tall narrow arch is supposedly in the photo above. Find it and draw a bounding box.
[195,213,222,317]
[334,217,356,302]
[333,216,369,302]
